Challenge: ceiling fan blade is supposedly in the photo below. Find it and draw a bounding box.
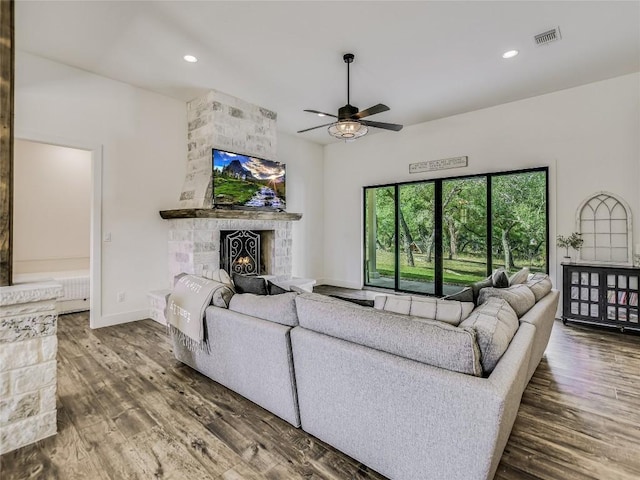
[297,122,335,134]
[360,119,403,132]
[304,109,338,119]
[353,103,390,119]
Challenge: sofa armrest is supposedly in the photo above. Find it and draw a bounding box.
[517,289,560,381]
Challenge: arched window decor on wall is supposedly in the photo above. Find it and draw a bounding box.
[576,192,633,265]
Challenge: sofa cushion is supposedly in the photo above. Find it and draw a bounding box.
[509,267,530,286]
[477,284,536,318]
[232,274,268,295]
[374,294,473,326]
[296,293,482,376]
[459,297,519,374]
[526,273,553,301]
[373,295,411,315]
[229,292,299,326]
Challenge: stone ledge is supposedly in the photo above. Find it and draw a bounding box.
[0,282,63,307]
[159,209,302,221]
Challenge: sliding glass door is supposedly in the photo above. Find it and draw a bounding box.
[491,171,547,274]
[398,182,436,294]
[364,167,548,295]
[364,186,395,289]
[441,177,487,295]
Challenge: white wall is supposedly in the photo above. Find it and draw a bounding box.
[15,52,186,327]
[14,52,326,326]
[323,73,640,290]
[13,140,91,274]
[277,132,325,282]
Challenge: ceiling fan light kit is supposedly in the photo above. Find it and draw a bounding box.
[328,120,368,139]
[298,53,403,141]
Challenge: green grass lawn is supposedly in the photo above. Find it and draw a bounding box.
[214,177,261,205]
[372,250,544,286]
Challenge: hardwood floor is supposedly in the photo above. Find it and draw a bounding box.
[2,302,640,479]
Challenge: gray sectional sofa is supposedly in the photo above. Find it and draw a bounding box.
[171,279,559,480]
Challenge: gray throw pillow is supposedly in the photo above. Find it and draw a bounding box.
[460,297,519,374]
[477,284,536,318]
[471,277,493,305]
[268,280,289,295]
[492,268,509,288]
[232,274,268,295]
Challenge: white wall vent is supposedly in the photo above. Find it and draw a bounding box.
[534,27,561,46]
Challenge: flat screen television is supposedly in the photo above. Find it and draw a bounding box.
[212,149,286,210]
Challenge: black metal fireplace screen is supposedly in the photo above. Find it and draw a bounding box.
[221,230,261,275]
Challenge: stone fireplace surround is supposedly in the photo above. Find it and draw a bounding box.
[160,209,302,287]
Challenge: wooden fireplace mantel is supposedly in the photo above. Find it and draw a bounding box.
[159,208,302,221]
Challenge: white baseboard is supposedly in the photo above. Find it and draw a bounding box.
[150,316,167,326]
[90,308,148,329]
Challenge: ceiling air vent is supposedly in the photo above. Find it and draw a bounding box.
[534,27,561,46]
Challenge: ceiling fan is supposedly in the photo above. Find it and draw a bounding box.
[298,53,403,140]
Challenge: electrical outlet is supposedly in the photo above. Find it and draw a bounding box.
[104,232,112,242]
[117,292,125,303]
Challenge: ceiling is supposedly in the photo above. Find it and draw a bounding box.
[16,1,640,145]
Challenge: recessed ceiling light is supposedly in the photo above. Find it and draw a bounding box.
[317,113,326,117]
[183,55,198,63]
[502,50,519,59]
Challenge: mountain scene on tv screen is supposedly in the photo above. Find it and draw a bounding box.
[213,150,286,209]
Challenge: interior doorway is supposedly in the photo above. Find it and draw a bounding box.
[12,137,102,326]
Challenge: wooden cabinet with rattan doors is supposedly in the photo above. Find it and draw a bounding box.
[562,263,640,332]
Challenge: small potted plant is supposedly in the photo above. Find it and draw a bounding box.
[557,233,584,263]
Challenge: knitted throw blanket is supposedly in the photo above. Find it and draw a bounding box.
[166,275,218,352]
